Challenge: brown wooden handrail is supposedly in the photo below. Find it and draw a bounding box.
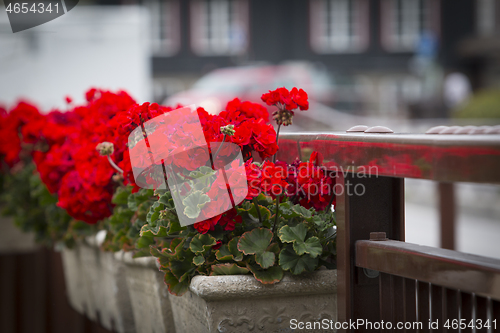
[356,239,500,301]
[277,132,500,183]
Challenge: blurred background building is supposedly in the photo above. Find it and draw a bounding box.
[140,0,498,119]
[1,0,500,118]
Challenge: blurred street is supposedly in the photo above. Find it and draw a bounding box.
[406,199,500,260]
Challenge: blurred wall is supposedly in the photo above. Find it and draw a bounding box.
[0,5,151,111]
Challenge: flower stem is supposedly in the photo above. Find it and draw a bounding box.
[213,134,226,162]
[107,155,124,174]
[252,197,263,225]
[272,124,281,163]
[272,194,281,233]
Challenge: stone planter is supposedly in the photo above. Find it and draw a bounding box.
[120,251,176,333]
[60,244,88,315]
[63,234,135,333]
[169,269,337,333]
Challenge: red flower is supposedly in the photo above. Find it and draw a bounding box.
[290,87,309,111]
[261,87,309,126]
[261,87,308,112]
[218,208,242,231]
[290,152,334,211]
[0,101,43,166]
[193,214,221,234]
[245,159,261,200]
[251,121,279,159]
[224,98,269,123]
[229,121,253,146]
[198,104,278,160]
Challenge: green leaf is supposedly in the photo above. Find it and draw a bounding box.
[146,201,162,225]
[278,201,293,217]
[266,243,280,256]
[112,186,132,205]
[158,191,172,206]
[279,223,307,244]
[228,238,243,261]
[238,228,273,255]
[189,233,217,254]
[168,219,185,234]
[193,255,205,266]
[279,223,322,257]
[215,237,243,262]
[279,245,318,275]
[189,166,216,179]
[163,268,190,296]
[238,228,275,268]
[215,245,233,262]
[247,264,283,284]
[137,224,169,249]
[150,238,185,267]
[255,251,275,269]
[278,203,313,221]
[182,191,210,218]
[291,205,312,219]
[248,204,271,224]
[254,192,273,206]
[170,256,196,282]
[294,237,322,258]
[128,189,154,211]
[210,263,250,276]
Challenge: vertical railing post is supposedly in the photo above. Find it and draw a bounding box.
[438,182,456,250]
[336,173,405,331]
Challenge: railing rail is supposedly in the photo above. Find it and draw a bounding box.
[278,132,500,183]
[356,238,500,301]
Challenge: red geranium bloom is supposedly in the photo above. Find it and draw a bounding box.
[261,87,308,112]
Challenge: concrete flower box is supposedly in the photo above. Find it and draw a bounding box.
[120,251,176,333]
[62,239,336,333]
[62,235,135,333]
[169,269,337,333]
[60,244,88,315]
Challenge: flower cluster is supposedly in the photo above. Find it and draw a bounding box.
[199,98,277,160]
[286,153,335,211]
[1,85,337,295]
[245,160,288,199]
[192,151,333,235]
[0,101,46,167]
[261,87,309,126]
[0,89,279,225]
[38,90,137,223]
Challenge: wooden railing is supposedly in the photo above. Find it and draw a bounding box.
[277,131,500,333]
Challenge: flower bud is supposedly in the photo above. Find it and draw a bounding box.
[159,209,168,219]
[220,124,235,136]
[96,142,114,156]
[112,174,124,182]
[273,108,294,126]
